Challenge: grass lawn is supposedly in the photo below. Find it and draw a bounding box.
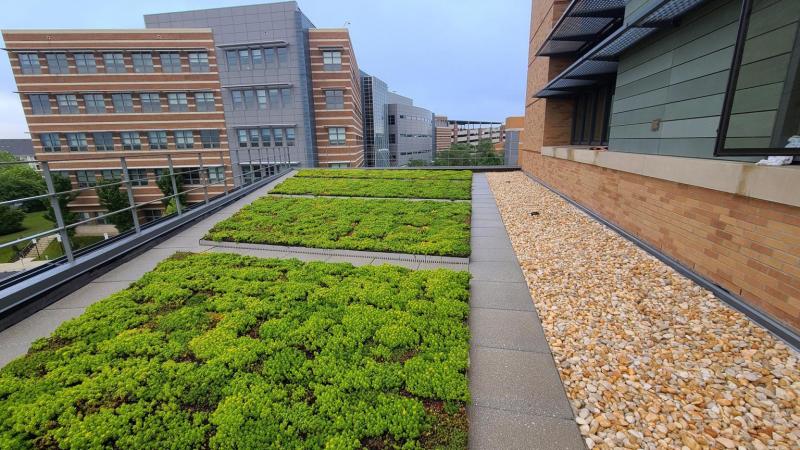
[0,252,470,449]
[272,177,472,200]
[296,169,472,181]
[205,196,471,257]
[0,211,55,263]
[35,235,107,261]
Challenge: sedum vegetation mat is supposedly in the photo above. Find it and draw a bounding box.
[295,169,472,181]
[271,177,472,200]
[205,196,471,257]
[0,252,471,449]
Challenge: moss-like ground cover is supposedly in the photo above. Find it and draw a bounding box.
[0,252,470,449]
[271,177,471,200]
[296,169,472,181]
[205,196,471,257]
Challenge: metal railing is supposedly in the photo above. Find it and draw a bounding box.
[0,146,294,282]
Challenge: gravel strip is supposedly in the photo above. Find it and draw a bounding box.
[487,171,800,450]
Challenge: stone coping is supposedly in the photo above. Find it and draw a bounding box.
[199,239,469,264]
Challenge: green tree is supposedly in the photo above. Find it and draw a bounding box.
[43,173,79,235]
[95,178,134,233]
[0,204,25,235]
[156,173,186,211]
[0,151,46,212]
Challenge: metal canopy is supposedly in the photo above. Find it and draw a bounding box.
[537,0,626,57]
[535,0,707,98]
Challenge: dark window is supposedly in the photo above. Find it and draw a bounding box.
[389,134,396,144]
[200,130,220,148]
[268,89,280,107]
[41,133,61,152]
[388,115,395,125]
[112,93,134,113]
[46,53,69,74]
[148,131,168,150]
[75,170,97,187]
[195,92,215,112]
[174,130,194,149]
[260,128,272,147]
[93,132,114,151]
[18,53,41,74]
[160,52,182,73]
[180,168,202,185]
[167,93,189,112]
[74,53,96,73]
[29,94,51,115]
[189,52,209,72]
[328,127,345,146]
[100,169,122,181]
[286,128,295,146]
[274,128,284,146]
[56,94,79,114]
[570,84,612,146]
[140,93,161,113]
[129,169,149,186]
[325,89,344,109]
[249,129,260,147]
[103,52,126,73]
[322,50,341,71]
[84,94,106,114]
[120,132,142,150]
[132,52,154,73]
[207,167,225,184]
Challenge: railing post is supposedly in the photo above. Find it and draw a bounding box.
[246,148,253,184]
[167,154,182,215]
[198,152,209,204]
[257,147,265,179]
[119,157,140,233]
[41,161,74,263]
[265,146,272,176]
[219,150,229,194]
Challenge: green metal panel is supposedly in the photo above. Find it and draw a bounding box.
[666,71,730,102]
[663,94,725,120]
[660,117,720,138]
[611,105,665,126]
[610,122,661,139]
[736,53,791,89]
[607,138,661,153]
[730,82,784,114]
[741,23,798,65]
[617,52,674,86]
[669,46,735,85]
[657,138,717,158]
[615,70,670,101]
[612,87,668,113]
[726,111,778,137]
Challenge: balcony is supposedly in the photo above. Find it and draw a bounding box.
[0,164,797,449]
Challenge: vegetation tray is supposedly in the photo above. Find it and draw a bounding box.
[271,177,472,200]
[0,252,470,449]
[295,169,472,181]
[205,196,471,257]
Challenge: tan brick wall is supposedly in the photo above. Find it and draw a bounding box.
[521,151,800,333]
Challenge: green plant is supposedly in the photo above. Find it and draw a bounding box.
[0,252,470,448]
[43,173,79,236]
[96,178,134,233]
[205,196,471,257]
[272,177,471,200]
[0,154,46,212]
[157,173,186,208]
[295,169,472,181]
[0,204,25,235]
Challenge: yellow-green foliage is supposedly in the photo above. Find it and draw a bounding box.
[0,252,470,449]
[295,169,472,181]
[272,177,471,200]
[205,196,471,257]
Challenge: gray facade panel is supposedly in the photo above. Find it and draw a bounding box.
[387,103,434,166]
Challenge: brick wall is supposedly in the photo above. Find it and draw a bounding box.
[520,150,800,333]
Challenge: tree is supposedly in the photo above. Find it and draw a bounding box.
[95,178,133,233]
[0,204,25,235]
[156,173,186,211]
[0,151,46,212]
[43,173,79,235]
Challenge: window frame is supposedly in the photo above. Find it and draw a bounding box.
[75,170,97,188]
[83,93,107,114]
[322,50,342,71]
[188,52,209,72]
[328,127,346,146]
[200,129,220,148]
[120,131,142,150]
[111,93,134,113]
[74,53,97,74]
[140,92,162,113]
[167,92,189,112]
[56,94,79,114]
[195,92,216,112]
[174,130,195,149]
[45,53,69,74]
[128,168,149,186]
[131,52,154,73]
[41,133,61,152]
[18,53,41,74]
[160,52,182,73]
[103,52,126,73]
[148,131,168,150]
[29,94,51,115]
[93,132,115,151]
[324,89,344,110]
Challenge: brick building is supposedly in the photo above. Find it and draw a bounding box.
[2,29,232,224]
[523,0,800,333]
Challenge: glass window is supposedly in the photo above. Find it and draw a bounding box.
[277,47,288,65]
[251,48,263,66]
[325,89,344,110]
[74,53,96,73]
[40,133,61,152]
[93,132,114,151]
[46,53,69,74]
[140,93,161,113]
[237,129,248,147]
[226,49,238,70]
[66,133,88,152]
[188,52,209,72]
[243,89,256,109]
[207,166,224,184]
[389,134,396,144]
[132,52,154,73]
[180,168,202,185]
[75,170,97,187]
[264,47,276,66]
[281,88,291,107]
[200,130,220,148]
[232,90,244,110]
[148,131,168,150]
[195,92,215,112]
[256,89,267,109]
[112,93,134,113]
[29,94,51,115]
[388,115,395,125]
[248,129,260,147]
[268,88,280,107]
[174,130,194,149]
[100,169,122,181]
[18,53,41,74]
[322,50,341,71]
[238,49,251,70]
[286,128,295,146]
[259,128,271,147]
[103,52,125,73]
[274,128,284,146]
[129,169,148,186]
[83,94,106,114]
[160,52,182,73]
[120,131,142,150]
[167,93,188,112]
[56,94,79,114]
[328,128,345,146]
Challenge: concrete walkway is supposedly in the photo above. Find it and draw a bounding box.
[467,173,584,449]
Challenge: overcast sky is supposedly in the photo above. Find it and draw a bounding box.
[0,0,531,138]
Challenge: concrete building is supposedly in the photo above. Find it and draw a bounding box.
[307,29,364,167]
[525,0,800,334]
[387,103,435,166]
[2,29,232,224]
[449,120,504,146]
[144,2,316,178]
[361,71,389,167]
[434,115,451,151]
[387,92,413,106]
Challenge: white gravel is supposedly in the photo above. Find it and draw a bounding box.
[487,171,800,450]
